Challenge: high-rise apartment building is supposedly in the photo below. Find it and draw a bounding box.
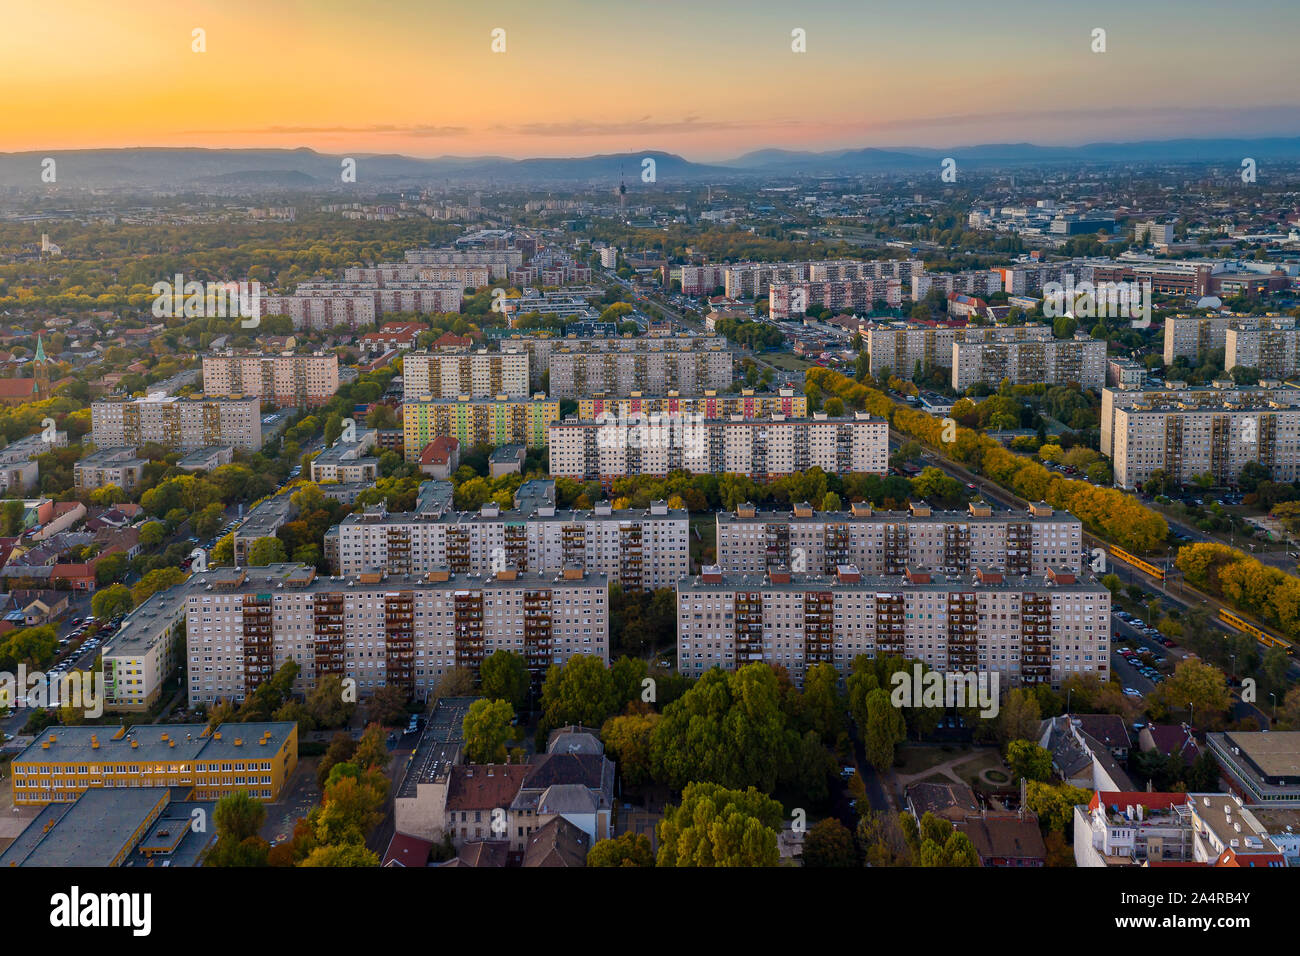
[951,334,1106,390]
[327,498,687,591]
[1110,396,1300,489]
[181,563,607,704]
[259,294,376,331]
[1162,314,1295,365]
[202,351,339,407]
[403,248,524,280]
[578,387,807,421]
[342,264,490,286]
[1100,380,1300,459]
[91,396,262,451]
[716,500,1083,576]
[868,323,1056,380]
[548,412,889,484]
[291,280,462,316]
[402,394,560,455]
[546,339,734,398]
[1225,326,1300,379]
[401,349,530,400]
[769,279,902,319]
[677,564,1109,688]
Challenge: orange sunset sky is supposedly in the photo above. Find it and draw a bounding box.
[5,0,1300,161]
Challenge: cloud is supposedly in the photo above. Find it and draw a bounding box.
[181,124,470,137]
[490,116,804,136]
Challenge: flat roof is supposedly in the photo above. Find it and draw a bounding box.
[1223,731,1300,778]
[680,570,1107,594]
[717,506,1077,526]
[11,722,296,767]
[0,788,172,867]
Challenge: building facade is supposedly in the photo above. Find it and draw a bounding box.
[91,396,263,451]
[9,722,297,806]
[402,394,559,455]
[181,564,607,705]
[202,351,339,407]
[677,564,1109,687]
[327,499,687,591]
[716,500,1083,576]
[401,350,530,401]
[547,412,889,484]
[951,334,1106,390]
[577,387,807,421]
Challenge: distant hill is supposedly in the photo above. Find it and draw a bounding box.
[2,137,1299,190]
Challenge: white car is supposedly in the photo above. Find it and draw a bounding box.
[1123,687,1142,698]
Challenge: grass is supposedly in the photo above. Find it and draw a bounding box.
[764,353,816,373]
[895,743,971,776]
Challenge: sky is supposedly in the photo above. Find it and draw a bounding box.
[5,0,1300,161]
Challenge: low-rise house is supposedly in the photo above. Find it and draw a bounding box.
[418,436,459,478]
[1139,723,1201,766]
[905,781,980,823]
[521,816,590,867]
[1073,791,1196,867]
[1039,714,1135,792]
[955,810,1048,867]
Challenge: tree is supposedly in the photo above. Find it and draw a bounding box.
[91,583,134,620]
[601,711,660,787]
[863,687,907,771]
[247,537,288,566]
[139,521,166,548]
[353,722,390,772]
[94,552,129,587]
[0,499,24,536]
[479,650,530,711]
[997,688,1042,746]
[306,674,356,729]
[367,684,409,726]
[300,843,380,867]
[1005,739,1054,782]
[802,818,856,867]
[462,698,514,763]
[538,654,619,740]
[205,791,270,867]
[587,832,654,867]
[656,782,783,867]
[211,532,235,566]
[650,665,798,794]
[313,773,386,847]
[87,484,125,507]
[131,567,187,606]
[857,811,912,866]
[1153,658,1231,730]
[1026,780,1093,833]
[432,667,476,699]
[215,790,265,842]
[0,625,58,670]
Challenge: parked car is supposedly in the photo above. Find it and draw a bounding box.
[1124,688,1142,698]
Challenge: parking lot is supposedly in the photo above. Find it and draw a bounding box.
[1112,611,1176,698]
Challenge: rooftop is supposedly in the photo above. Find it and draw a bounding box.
[10,722,296,767]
